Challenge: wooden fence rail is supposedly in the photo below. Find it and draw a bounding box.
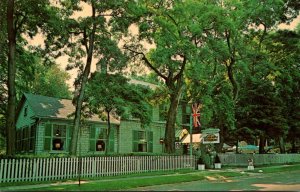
[0,155,195,183]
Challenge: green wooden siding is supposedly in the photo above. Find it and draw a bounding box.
[17,94,187,155]
[152,105,160,122]
[148,131,153,152]
[16,100,36,129]
[119,120,164,154]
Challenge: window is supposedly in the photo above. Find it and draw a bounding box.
[44,123,69,151]
[16,124,36,153]
[52,124,66,150]
[159,104,167,121]
[29,125,36,150]
[133,130,153,152]
[89,126,115,152]
[184,114,190,125]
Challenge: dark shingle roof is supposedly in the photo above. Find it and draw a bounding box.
[24,93,120,124]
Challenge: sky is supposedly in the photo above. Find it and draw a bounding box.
[26,3,300,90]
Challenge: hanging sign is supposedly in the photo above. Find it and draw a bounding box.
[201,128,220,144]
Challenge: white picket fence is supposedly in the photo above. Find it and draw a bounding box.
[0,155,195,183]
[218,153,300,166]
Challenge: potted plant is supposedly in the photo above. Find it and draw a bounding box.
[197,157,205,170]
[214,155,221,169]
[247,158,254,170]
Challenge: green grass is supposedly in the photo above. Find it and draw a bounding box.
[251,164,300,173]
[0,169,195,188]
[27,171,244,191]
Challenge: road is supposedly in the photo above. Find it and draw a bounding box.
[129,170,300,191]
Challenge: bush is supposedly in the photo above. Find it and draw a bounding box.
[197,157,204,164]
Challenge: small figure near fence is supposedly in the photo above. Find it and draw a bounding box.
[247,158,254,170]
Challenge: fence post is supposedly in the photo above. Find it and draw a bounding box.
[0,159,3,183]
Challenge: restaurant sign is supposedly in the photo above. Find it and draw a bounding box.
[201,128,220,144]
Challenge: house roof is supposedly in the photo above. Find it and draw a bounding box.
[181,134,202,144]
[129,79,159,90]
[23,93,120,124]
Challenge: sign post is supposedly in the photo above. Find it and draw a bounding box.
[201,128,220,168]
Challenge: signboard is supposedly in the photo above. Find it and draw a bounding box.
[202,133,220,144]
[175,142,181,149]
[201,128,220,144]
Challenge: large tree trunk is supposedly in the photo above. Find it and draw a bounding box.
[164,78,183,154]
[279,136,286,153]
[105,110,111,155]
[69,4,96,156]
[235,139,239,153]
[259,135,266,154]
[291,139,296,153]
[226,63,238,102]
[6,0,16,156]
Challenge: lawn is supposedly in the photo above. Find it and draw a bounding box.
[24,171,243,191]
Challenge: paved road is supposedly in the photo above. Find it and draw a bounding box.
[129,170,300,191]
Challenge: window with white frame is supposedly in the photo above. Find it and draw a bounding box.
[44,123,71,151]
[132,130,153,152]
[89,126,115,152]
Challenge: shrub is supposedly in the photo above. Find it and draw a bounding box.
[197,157,204,164]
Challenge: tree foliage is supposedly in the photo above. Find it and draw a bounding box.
[2,0,69,155]
[85,72,152,154]
[52,0,135,156]
[1,0,299,155]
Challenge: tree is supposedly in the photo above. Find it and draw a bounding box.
[4,0,64,156]
[263,29,300,152]
[0,0,7,152]
[195,0,299,153]
[15,51,71,99]
[60,0,132,156]
[124,0,221,153]
[6,0,17,156]
[85,72,152,154]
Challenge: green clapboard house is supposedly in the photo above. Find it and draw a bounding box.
[15,93,187,155]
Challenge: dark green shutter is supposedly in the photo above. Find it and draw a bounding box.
[109,140,114,152]
[89,140,96,151]
[132,130,139,152]
[44,124,51,151]
[44,138,51,151]
[148,131,153,152]
[45,124,52,136]
[109,128,115,152]
[68,126,73,138]
[90,126,96,139]
[67,125,73,151]
[89,126,96,151]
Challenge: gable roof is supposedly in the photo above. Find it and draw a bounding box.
[22,93,120,124]
[129,79,159,90]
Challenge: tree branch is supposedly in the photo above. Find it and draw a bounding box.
[173,54,186,81]
[124,45,168,80]
[165,13,181,37]
[83,28,89,53]
[15,13,26,33]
